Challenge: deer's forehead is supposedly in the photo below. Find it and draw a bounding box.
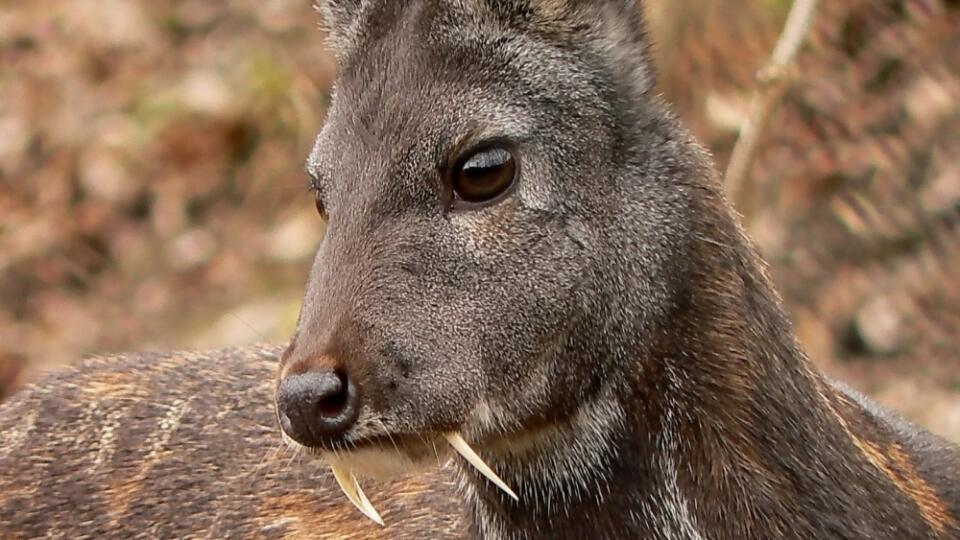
[334,0,593,91]
[325,33,596,151]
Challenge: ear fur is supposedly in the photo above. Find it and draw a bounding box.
[593,0,654,94]
[315,0,364,49]
[525,0,653,94]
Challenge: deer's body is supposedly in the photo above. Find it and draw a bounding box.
[2,0,959,538]
[0,346,467,539]
[2,345,958,539]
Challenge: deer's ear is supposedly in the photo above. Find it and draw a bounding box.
[595,0,653,93]
[525,0,652,93]
[316,0,364,48]
[527,0,647,42]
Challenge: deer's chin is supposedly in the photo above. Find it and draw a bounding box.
[280,430,451,481]
[323,446,446,480]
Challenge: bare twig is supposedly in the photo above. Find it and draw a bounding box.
[724,0,820,217]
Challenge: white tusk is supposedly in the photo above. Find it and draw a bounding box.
[330,463,385,526]
[444,432,519,501]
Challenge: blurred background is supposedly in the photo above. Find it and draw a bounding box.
[0,0,957,440]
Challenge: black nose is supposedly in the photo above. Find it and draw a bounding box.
[276,369,359,447]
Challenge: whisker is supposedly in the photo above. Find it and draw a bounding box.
[429,437,442,468]
[380,418,403,459]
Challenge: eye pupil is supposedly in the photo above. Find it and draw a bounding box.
[453,147,516,204]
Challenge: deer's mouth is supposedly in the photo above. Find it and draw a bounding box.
[313,432,449,473]
[281,427,519,526]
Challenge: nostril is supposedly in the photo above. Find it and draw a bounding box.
[276,368,360,447]
[316,369,350,417]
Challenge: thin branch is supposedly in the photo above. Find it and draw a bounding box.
[723,0,821,218]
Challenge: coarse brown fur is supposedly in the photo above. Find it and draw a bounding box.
[0,346,467,539]
[2,0,959,538]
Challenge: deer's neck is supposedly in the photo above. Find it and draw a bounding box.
[458,218,871,540]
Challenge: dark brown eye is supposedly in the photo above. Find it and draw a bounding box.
[314,190,327,219]
[453,147,516,204]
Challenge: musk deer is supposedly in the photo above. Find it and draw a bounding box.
[2,0,959,538]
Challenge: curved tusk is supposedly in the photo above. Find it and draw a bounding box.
[330,463,385,526]
[444,432,519,501]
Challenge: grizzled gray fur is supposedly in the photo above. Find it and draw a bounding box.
[2,1,959,539]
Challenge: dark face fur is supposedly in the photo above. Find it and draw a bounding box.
[278,0,704,477]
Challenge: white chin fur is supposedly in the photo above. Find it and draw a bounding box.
[280,429,446,480]
[325,446,441,480]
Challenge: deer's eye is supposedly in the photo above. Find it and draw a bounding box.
[452,147,516,205]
